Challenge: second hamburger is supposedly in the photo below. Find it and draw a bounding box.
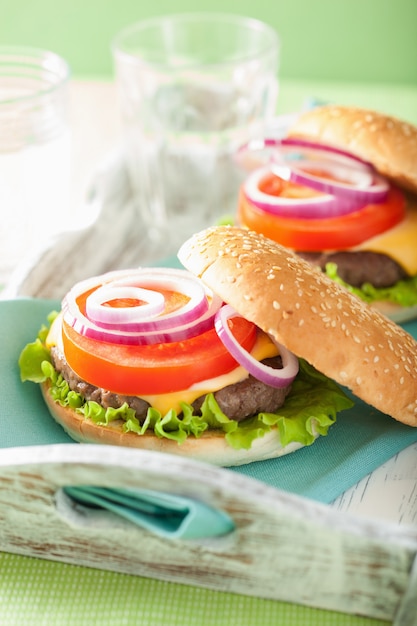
[237,105,417,321]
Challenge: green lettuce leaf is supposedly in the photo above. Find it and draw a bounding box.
[18,320,354,451]
[18,311,58,384]
[325,262,417,307]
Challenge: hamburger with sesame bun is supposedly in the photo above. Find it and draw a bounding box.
[237,105,417,322]
[19,227,417,466]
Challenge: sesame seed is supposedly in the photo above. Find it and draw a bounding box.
[272,300,280,310]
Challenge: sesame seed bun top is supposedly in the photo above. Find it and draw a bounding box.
[178,226,417,427]
[287,104,417,195]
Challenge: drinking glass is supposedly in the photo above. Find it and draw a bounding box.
[112,13,279,257]
[0,46,70,288]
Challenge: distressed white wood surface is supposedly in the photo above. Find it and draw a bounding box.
[333,442,417,526]
[0,443,416,624]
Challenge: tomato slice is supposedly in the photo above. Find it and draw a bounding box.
[62,316,257,396]
[238,175,406,251]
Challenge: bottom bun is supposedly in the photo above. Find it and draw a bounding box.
[41,382,308,467]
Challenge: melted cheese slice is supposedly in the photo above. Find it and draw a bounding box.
[46,313,64,350]
[354,205,417,276]
[47,315,279,415]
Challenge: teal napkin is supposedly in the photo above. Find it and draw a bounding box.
[3,297,417,508]
[61,485,235,539]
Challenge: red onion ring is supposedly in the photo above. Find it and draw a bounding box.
[271,160,388,205]
[274,157,373,187]
[281,137,374,167]
[214,305,299,388]
[86,285,165,326]
[239,137,374,169]
[85,272,209,332]
[239,136,389,219]
[243,166,367,219]
[62,268,223,346]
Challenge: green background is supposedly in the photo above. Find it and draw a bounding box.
[1,0,416,84]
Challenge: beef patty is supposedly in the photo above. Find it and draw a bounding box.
[298,250,408,288]
[50,347,292,423]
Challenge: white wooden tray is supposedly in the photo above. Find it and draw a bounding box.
[0,443,416,624]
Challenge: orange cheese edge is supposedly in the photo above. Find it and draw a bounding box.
[46,314,279,415]
[354,205,417,276]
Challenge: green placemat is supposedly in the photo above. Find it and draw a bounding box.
[0,552,389,626]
